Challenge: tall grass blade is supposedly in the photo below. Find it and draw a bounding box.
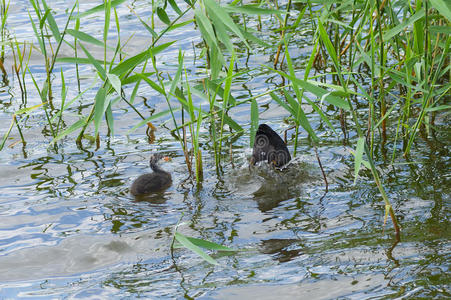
[94,87,107,137]
[182,236,235,252]
[250,99,258,147]
[127,108,178,134]
[41,0,61,41]
[107,73,121,95]
[50,117,88,145]
[76,0,127,19]
[79,43,106,79]
[354,137,364,184]
[204,0,249,48]
[66,29,105,47]
[111,41,175,76]
[429,0,451,22]
[156,7,170,25]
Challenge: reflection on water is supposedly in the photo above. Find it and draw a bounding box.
[0,1,450,299]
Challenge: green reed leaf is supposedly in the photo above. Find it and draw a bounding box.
[55,57,106,65]
[111,41,175,76]
[42,0,61,41]
[216,109,243,132]
[76,0,127,19]
[157,7,170,25]
[121,72,155,85]
[354,137,365,184]
[430,0,451,22]
[429,25,451,35]
[383,8,425,41]
[166,19,194,32]
[225,5,283,15]
[208,10,233,53]
[250,98,258,147]
[135,13,158,38]
[270,91,296,116]
[50,117,88,145]
[168,0,182,15]
[0,118,14,151]
[204,0,249,49]
[183,236,235,252]
[267,66,350,110]
[425,104,451,112]
[94,87,107,137]
[66,29,104,47]
[39,9,50,30]
[194,8,220,51]
[79,43,106,79]
[107,73,121,95]
[317,19,339,71]
[28,12,45,55]
[174,232,218,265]
[104,0,111,43]
[127,108,179,134]
[105,102,114,136]
[137,74,165,95]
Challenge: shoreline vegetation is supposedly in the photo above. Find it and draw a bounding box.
[0,0,450,248]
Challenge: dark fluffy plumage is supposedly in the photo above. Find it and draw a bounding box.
[130,154,172,196]
[251,124,291,168]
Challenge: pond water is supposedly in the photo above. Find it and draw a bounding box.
[0,1,450,299]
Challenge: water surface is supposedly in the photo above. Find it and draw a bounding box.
[0,1,449,298]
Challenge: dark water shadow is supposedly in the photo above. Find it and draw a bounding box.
[132,191,172,204]
[258,238,304,263]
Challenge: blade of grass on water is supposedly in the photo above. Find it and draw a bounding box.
[183,236,236,251]
[174,232,218,265]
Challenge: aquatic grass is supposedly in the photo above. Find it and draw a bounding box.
[316,16,401,237]
[10,40,32,99]
[0,0,9,64]
[171,217,236,266]
[55,68,66,136]
[217,54,235,165]
[183,65,204,182]
[173,232,236,265]
[0,102,45,151]
[1,0,449,240]
[28,0,77,108]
